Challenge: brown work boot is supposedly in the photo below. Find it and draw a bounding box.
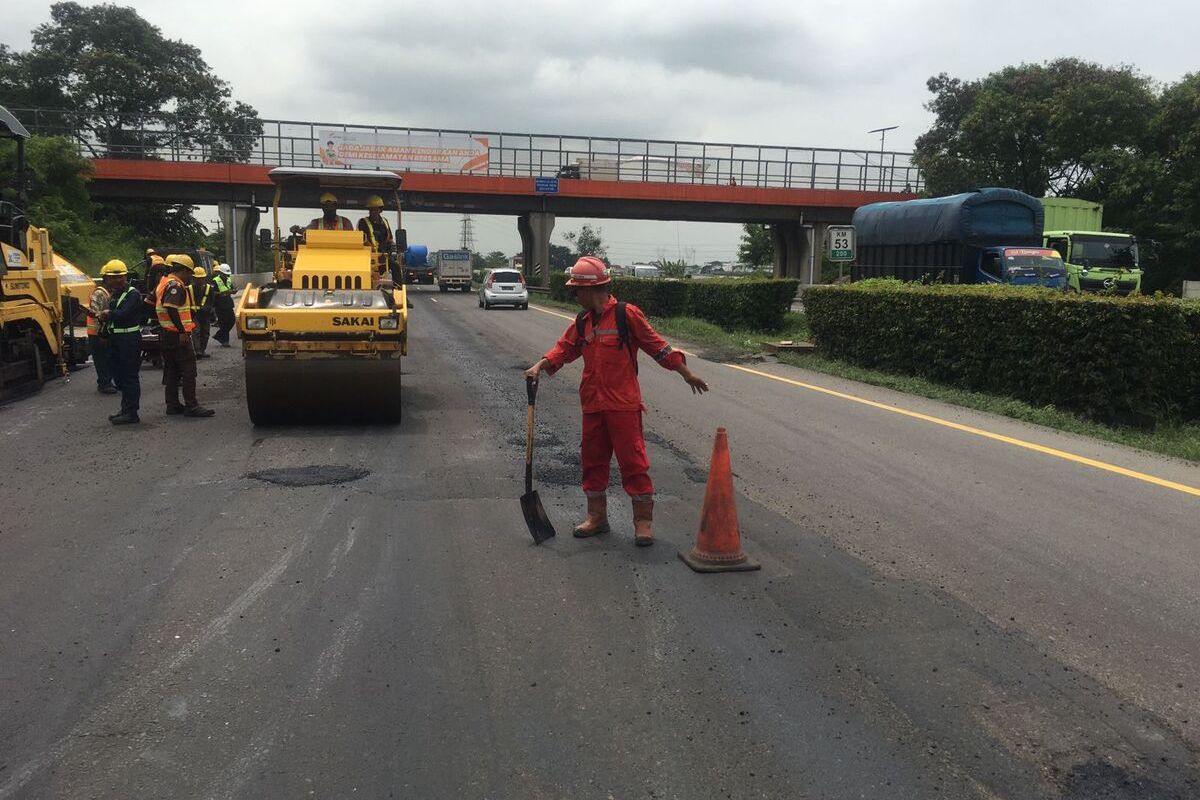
[572,494,610,538]
[633,498,654,547]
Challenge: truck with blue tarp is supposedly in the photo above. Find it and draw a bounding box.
[402,245,432,285]
[851,188,1067,289]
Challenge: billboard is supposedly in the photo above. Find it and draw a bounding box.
[317,130,490,173]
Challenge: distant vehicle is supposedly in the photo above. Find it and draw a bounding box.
[631,264,662,280]
[478,268,528,310]
[1042,198,1141,295]
[403,245,433,285]
[435,249,472,293]
[852,188,1068,289]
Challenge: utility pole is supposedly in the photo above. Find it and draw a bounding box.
[459,214,475,252]
[868,126,898,191]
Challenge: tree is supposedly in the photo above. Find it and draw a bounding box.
[737,223,773,267]
[3,3,263,162]
[564,224,608,262]
[652,257,688,278]
[484,250,508,269]
[913,59,1155,197]
[548,243,573,271]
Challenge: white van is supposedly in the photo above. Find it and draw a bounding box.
[631,264,661,279]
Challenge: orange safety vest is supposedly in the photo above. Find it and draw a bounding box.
[156,276,196,333]
[86,285,111,336]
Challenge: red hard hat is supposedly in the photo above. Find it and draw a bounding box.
[565,256,610,287]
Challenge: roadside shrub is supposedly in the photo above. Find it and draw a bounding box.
[611,277,690,318]
[804,282,1200,424]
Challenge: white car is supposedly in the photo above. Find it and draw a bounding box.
[478,268,529,310]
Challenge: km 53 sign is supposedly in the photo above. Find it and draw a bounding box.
[827,226,855,262]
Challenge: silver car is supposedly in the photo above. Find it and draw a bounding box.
[478,268,529,310]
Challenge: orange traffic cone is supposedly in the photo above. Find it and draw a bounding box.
[679,427,760,573]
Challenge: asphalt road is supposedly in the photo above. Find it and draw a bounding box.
[1,286,1197,799]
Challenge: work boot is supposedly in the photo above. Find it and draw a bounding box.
[98,385,118,394]
[109,413,140,425]
[633,498,654,547]
[165,404,185,415]
[184,405,215,418]
[572,495,610,538]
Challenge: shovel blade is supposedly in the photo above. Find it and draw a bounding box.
[521,489,556,545]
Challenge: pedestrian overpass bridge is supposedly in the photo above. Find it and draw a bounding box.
[17,109,922,282]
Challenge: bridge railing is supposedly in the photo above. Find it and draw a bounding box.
[15,108,923,193]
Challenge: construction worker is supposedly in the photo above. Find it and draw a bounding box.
[86,270,116,394]
[190,265,214,358]
[143,253,168,322]
[211,263,235,347]
[307,192,353,231]
[357,195,397,281]
[95,260,143,425]
[158,255,215,418]
[525,256,709,547]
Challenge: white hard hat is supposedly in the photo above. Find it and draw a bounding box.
[216,263,232,275]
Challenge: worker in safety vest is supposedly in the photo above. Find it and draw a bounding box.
[525,257,709,546]
[211,263,236,347]
[356,194,397,281]
[307,192,354,231]
[142,253,168,322]
[95,260,143,425]
[190,265,215,358]
[158,255,215,418]
[86,272,116,394]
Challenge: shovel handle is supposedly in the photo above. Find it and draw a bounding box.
[526,375,538,406]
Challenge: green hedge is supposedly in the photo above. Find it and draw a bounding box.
[549,273,798,331]
[804,280,1200,424]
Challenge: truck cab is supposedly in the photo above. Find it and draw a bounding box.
[1043,230,1141,295]
[978,247,1068,290]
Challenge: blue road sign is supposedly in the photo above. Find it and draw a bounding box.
[534,177,559,194]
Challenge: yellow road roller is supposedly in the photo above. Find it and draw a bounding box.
[236,168,409,424]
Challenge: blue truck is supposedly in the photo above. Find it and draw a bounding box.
[851,188,1067,289]
[403,245,433,285]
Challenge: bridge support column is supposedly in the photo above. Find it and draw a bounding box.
[518,212,555,287]
[772,222,827,285]
[771,221,806,281]
[218,202,261,278]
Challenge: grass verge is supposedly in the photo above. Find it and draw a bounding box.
[528,296,1200,463]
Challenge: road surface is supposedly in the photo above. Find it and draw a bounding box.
[2,287,1197,799]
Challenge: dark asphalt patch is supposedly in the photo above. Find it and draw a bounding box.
[246,465,370,487]
[1061,760,1192,800]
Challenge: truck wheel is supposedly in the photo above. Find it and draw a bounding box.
[439,285,448,293]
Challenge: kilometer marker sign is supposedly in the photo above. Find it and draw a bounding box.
[827,225,855,262]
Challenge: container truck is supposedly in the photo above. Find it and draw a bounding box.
[1041,198,1141,295]
[435,249,473,292]
[852,188,1067,289]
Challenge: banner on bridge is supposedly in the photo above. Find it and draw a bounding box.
[317,130,490,173]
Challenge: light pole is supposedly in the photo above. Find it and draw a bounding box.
[868,126,898,191]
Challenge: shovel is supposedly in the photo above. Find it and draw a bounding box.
[521,376,556,544]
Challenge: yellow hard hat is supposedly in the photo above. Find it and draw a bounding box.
[193,266,207,278]
[165,253,195,271]
[150,254,166,266]
[319,192,338,204]
[366,195,384,209]
[100,259,128,276]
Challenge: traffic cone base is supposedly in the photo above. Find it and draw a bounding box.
[679,547,760,573]
[681,427,761,574]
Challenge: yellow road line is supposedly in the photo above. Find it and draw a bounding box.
[725,363,1200,498]
[531,303,1198,497]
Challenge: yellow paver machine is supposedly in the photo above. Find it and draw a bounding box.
[236,168,408,425]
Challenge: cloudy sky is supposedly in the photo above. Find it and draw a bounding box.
[5,0,1196,262]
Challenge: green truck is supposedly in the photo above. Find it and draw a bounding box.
[1042,198,1141,295]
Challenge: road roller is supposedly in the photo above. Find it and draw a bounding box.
[236,168,409,425]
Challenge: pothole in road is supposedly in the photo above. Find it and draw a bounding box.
[246,465,370,487]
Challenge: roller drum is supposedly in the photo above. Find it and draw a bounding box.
[245,354,402,425]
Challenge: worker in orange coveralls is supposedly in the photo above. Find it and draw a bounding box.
[525,256,709,547]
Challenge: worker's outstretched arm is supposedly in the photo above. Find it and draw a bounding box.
[526,323,584,379]
[626,305,709,394]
